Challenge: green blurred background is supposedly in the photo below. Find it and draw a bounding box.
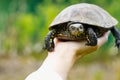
[0,0,120,80]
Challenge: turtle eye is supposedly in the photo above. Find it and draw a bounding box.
[79,26,83,29]
[69,25,75,30]
[71,26,75,29]
[78,24,83,28]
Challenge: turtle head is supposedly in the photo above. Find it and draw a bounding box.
[68,23,84,36]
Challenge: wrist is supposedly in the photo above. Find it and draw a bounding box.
[40,50,76,79]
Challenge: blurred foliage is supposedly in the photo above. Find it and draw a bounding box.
[0,0,120,59]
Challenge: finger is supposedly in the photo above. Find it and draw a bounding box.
[54,38,60,45]
[97,31,110,47]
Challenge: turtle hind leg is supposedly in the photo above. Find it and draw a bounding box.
[111,27,120,49]
[86,27,97,46]
[43,29,56,52]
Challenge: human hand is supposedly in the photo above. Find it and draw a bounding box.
[25,31,110,80]
[49,31,110,60]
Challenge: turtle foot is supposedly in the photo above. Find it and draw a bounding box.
[86,27,97,46]
[43,30,56,52]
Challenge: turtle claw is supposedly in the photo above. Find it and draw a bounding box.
[116,39,120,54]
[44,40,55,52]
[48,47,54,52]
[43,43,54,52]
[85,41,97,46]
[116,39,120,49]
[44,39,55,52]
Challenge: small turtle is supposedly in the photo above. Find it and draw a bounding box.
[44,3,120,52]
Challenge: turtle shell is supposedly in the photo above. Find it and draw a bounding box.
[49,3,118,30]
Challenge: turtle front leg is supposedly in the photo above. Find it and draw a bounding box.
[111,27,120,49]
[43,29,56,52]
[86,27,97,46]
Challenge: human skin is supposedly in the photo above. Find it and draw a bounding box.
[26,31,110,80]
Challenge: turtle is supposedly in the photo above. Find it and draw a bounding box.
[43,3,120,52]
